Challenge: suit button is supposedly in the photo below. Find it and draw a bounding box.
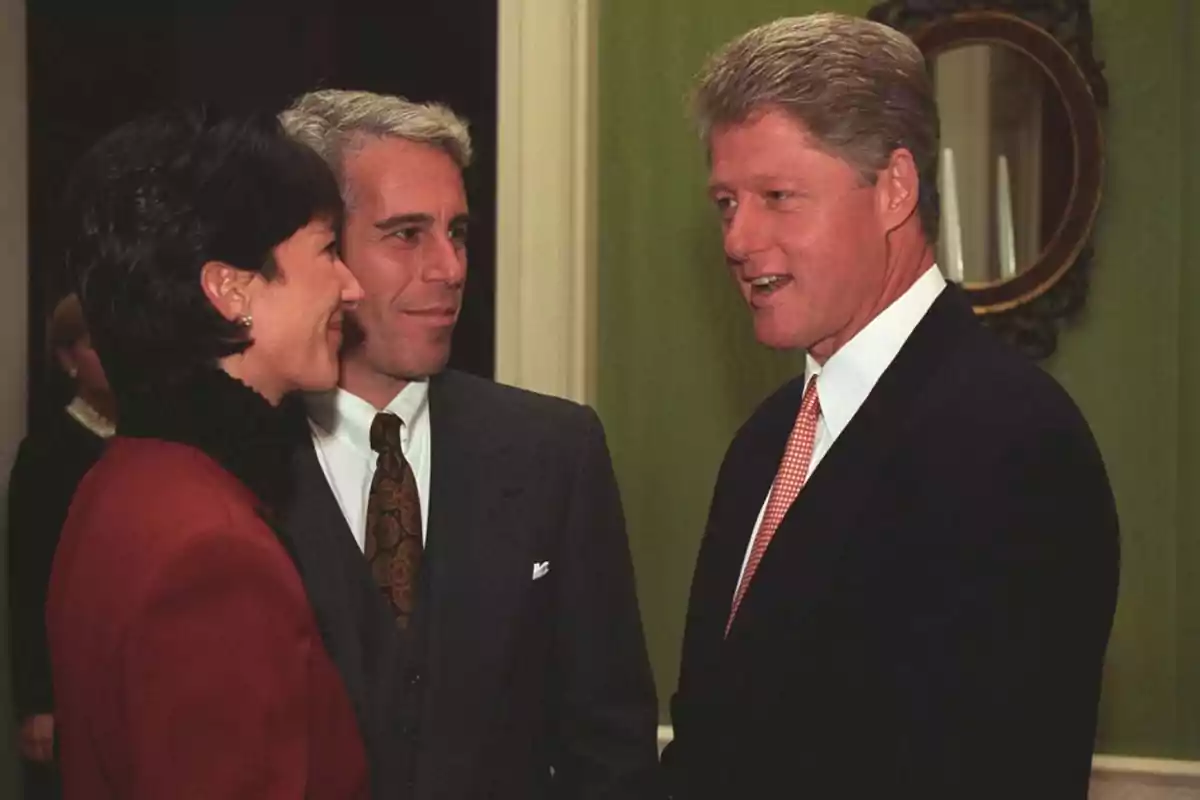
[408,670,422,687]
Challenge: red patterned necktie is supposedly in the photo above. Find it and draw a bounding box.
[365,412,423,628]
[726,376,822,635]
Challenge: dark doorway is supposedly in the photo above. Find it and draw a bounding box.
[26,0,498,422]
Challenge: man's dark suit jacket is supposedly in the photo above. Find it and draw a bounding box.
[282,369,660,800]
[662,289,1120,800]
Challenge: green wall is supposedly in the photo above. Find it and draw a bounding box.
[1179,0,1200,756]
[597,0,1200,757]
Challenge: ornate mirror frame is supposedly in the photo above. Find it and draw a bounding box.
[867,0,1108,359]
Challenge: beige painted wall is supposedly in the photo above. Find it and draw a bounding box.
[0,0,27,792]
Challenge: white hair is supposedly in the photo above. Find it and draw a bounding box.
[279,89,473,195]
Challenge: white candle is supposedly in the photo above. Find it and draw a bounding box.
[996,154,1017,280]
[941,147,965,283]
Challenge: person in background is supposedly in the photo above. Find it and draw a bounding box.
[45,108,367,799]
[662,13,1119,799]
[7,292,113,800]
[278,89,660,800]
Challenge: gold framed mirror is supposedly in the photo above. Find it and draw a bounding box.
[868,0,1107,358]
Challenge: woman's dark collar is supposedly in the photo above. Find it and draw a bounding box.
[117,368,306,512]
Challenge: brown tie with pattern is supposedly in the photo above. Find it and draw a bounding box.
[365,412,423,628]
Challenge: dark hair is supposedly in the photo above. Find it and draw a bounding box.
[62,107,344,395]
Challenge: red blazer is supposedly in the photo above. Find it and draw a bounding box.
[47,437,368,800]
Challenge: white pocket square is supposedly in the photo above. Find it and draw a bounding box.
[532,561,551,581]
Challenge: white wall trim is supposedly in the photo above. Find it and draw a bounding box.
[655,724,673,753]
[1092,754,1200,781]
[0,0,27,458]
[656,726,1200,794]
[495,0,597,404]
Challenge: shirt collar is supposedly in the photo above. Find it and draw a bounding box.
[805,265,946,439]
[66,396,115,439]
[307,380,430,456]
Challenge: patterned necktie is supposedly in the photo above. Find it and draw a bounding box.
[365,412,423,628]
[726,376,822,635]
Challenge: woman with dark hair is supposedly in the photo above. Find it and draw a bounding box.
[45,108,367,800]
[7,293,113,799]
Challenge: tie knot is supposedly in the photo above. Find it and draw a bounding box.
[370,412,404,454]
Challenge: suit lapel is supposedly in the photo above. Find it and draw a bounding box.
[281,436,386,733]
[725,289,977,639]
[687,375,806,658]
[423,372,527,732]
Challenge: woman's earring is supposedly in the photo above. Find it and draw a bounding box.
[237,314,253,329]
[67,366,78,379]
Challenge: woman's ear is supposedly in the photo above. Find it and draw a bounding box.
[54,346,78,380]
[199,261,256,323]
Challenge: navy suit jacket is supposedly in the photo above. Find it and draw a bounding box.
[283,370,661,800]
[663,289,1120,799]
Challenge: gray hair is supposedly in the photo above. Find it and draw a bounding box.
[692,13,940,241]
[280,89,473,196]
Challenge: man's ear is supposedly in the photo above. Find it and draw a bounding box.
[199,261,256,322]
[875,147,922,234]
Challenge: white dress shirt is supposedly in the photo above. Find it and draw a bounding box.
[736,265,947,583]
[307,381,432,551]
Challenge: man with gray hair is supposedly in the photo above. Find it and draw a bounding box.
[278,89,659,800]
[662,14,1118,799]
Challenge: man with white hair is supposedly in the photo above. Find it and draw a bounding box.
[278,90,659,800]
